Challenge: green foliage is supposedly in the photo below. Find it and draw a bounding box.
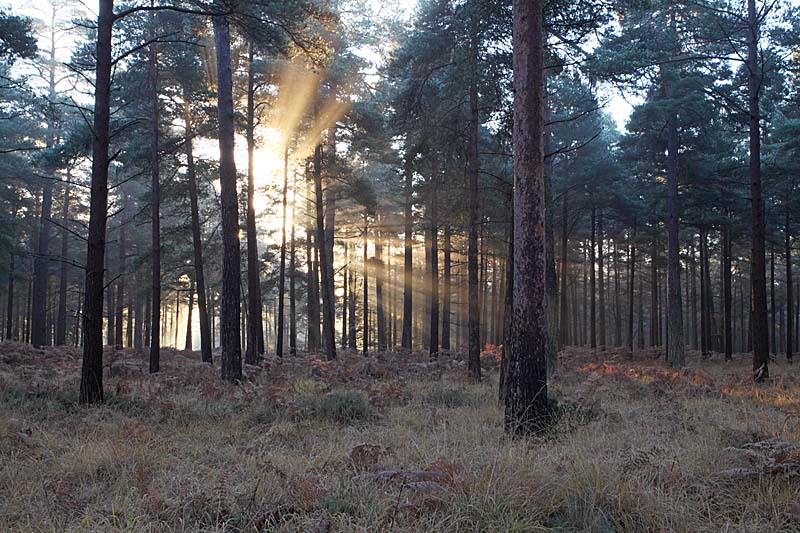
[243,402,276,427]
[423,386,475,408]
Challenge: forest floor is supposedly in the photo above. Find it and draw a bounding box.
[1,342,799,532]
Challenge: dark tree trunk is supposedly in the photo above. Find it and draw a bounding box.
[115,198,126,349]
[466,22,481,380]
[558,191,569,346]
[505,0,548,434]
[182,89,212,363]
[401,151,414,350]
[56,182,69,345]
[690,237,698,349]
[442,224,451,351]
[106,266,115,346]
[661,65,685,367]
[786,211,793,361]
[341,242,348,349]
[134,269,143,351]
[651,244,659,348]
[363,217,369,355]
[79,0,113,404]
[598,210,606,351]
[289,186,297,355]
[723,221,733,359]
[277,144,289,357]
[429,171,439,358]
[499,217,513,403]
[747,0,768,380]
[213,15,243,382]
[628,225,637,355]
[245,46,264,364]
[306,169,320,352]
[770,244,776,355]
[148,26,161,373]
[590,207,596,350]
[5,250,14,340]
[376,228,387,352]
[314,142,336,360]
[185,277,194,350]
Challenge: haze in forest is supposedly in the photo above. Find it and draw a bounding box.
[1,0,800,531]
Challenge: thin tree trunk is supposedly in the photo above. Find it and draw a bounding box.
[770,244,776,355]
[314,141,336,360]
[115,197,125,349]
[598,209,606,351]
[363,217,369,355]
[277,143,289,357]
[56,182,69,345]
[723,221,733,359]
[559,192,569,346]
[376,220,387,352]
[148,24,161,373]
[289,182,297,356]
[401,151,414,350]
[628,227,637,355]
[5,250,14,340]
[182,89,212,363]
[786,211,793,362]
[429,170,439,358]
[590,207,596,350]
[442,224,451,351]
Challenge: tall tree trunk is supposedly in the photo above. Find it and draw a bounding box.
[429,171,439,359]
[185,277,194,350]
[559,191,570,346]
[598,209,606,351]
[148,24,161,373]
[499,216,513,403]
[786,211,793,362]
[747,0,768,380]
[590,207,596,351]
[442,224,451,351]
[5,250,14,340]
[363,217,369,355]
[723,220,733,359]
[213,14,242,382]
[628,223,637,355]
[505,0,548,434]
[651,244,659,348]
[770,244,776,355]
[306,168,320,352]
[245,46,264,363]
[376,225,387,352]
[314,142,337,360]
[466,20,481,380]
[182,89,212,363]
[115,206,125,349]
[401,151,414,350]
[690,237,698,349]
[277,144,289,357]
[289,184,297,355]
[56,181,70,345]
[79,0,113,404]
[341,242,348,348]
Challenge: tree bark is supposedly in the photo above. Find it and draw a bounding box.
[56,181,70,345]
[401,151,414,350]
[182,88,212,363]
[466,20,481,380]
[245,46,264,364]
[505,0,548,434]
[213,14,242,382]
[723,220,733,359]
[559,191,569,346]
[628,223,637,355]
[786,211,793,361]
[289,181,297,355]
[314,141,336,360]
[429,167,439,359]
[277,144,289,357]
[590,207,596,350]
[148,21,161,373]
[80,0,113,404]
[747,0,768,380]
[442,224,451,351]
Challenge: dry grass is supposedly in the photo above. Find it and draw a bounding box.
[1,341,799,532]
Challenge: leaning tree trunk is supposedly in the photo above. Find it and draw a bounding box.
[245,46,264,364]
[505,0,548,435]
[213,14,243,382]
[182,89,212,363]
[79,0,113,404]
